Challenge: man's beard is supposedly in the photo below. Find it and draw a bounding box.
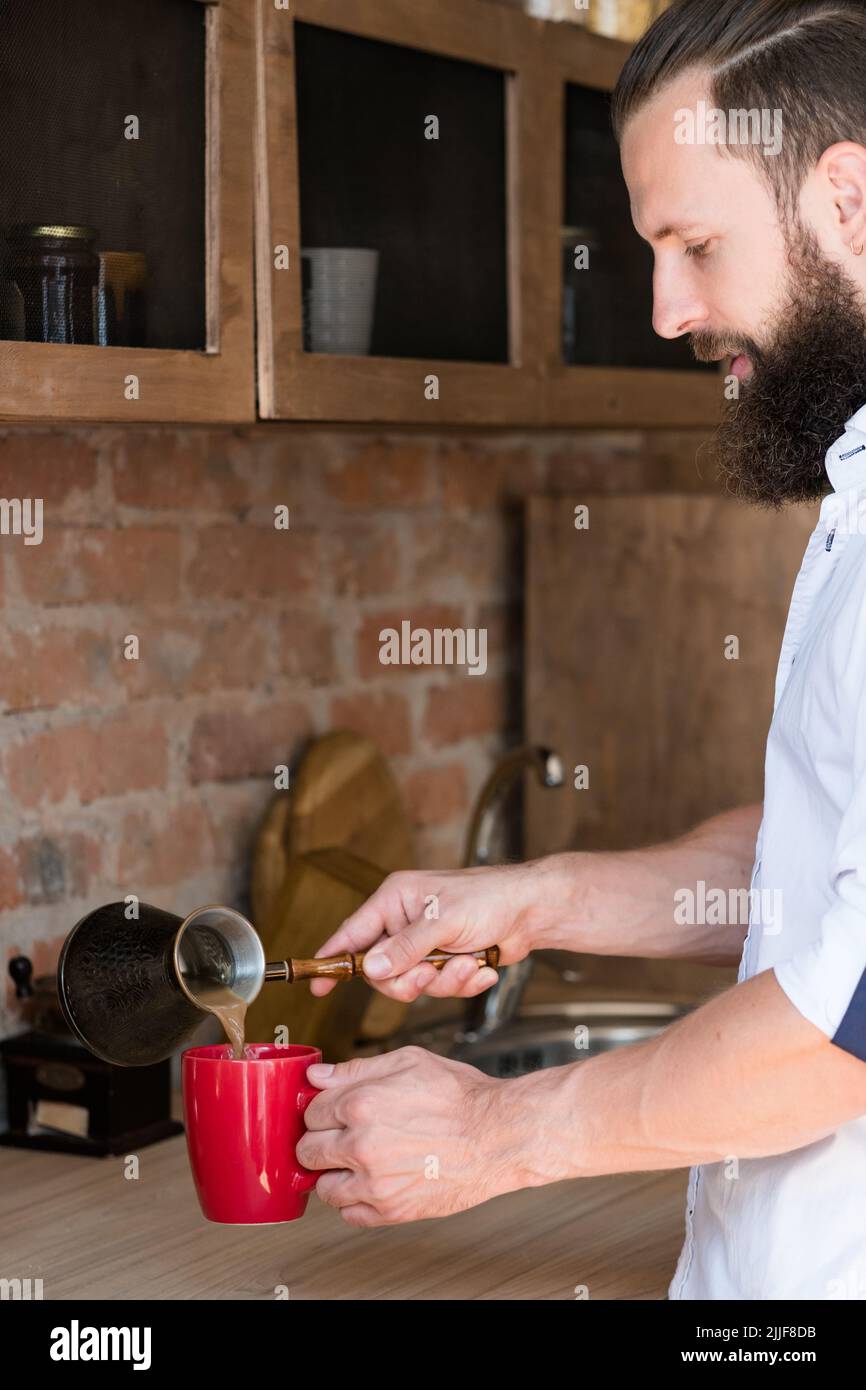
[692,228,866,508]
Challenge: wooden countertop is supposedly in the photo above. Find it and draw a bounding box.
[0,1126,687,1299]
[2,969,698,1299]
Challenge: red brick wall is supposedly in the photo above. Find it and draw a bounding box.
[0,423,714,1041]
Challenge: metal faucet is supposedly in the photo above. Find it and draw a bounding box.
[460,745,564,1041]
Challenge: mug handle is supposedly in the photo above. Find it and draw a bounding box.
[294,1082,320,1193]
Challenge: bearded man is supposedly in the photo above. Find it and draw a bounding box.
[299,0,866,1302]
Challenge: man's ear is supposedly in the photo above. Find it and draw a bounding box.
[820,142,866,254]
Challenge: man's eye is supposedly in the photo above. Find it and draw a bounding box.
[685,241,712,259]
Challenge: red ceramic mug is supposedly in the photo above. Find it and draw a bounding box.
[182,1042,322,1225]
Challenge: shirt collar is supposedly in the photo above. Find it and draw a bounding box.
[824,401,866,496]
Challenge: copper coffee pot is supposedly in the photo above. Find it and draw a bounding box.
[58,901,500,1067]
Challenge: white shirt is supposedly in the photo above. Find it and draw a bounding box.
[670,401,866,1300]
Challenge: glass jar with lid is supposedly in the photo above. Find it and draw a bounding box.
[3,224,100,345]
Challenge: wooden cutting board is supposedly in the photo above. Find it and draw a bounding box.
[250,732,416,1047]
[244,847,393,1061]
[252,731,415,925]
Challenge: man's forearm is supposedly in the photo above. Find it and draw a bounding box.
[502,969,866,1186]
[525,802,762,965]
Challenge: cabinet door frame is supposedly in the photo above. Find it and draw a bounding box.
[255,0,546,425]
[538,21,725,427]
[0,0,256,425]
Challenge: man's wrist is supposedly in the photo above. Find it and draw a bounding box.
[516,852,589,954]
[481,1062,588,1194]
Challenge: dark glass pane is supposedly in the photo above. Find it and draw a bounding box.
[295,21,509,363]
[563,81,716,372]
[0,0,206,350]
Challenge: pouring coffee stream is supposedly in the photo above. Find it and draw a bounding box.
[57,901,501,1066]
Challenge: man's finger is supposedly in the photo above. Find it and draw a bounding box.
[304,1050,415,1129]
[296,1126,355,1173]
[361,915,447,980]
[339,1202,385,1228]
[313,890,397,960]
[309,931,389,998]
[408,955,486,998]
[461,965,499,996]
[314,1169,369,1208]
[360,960,439,1001]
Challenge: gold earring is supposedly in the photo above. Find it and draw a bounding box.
[852,239,864,256]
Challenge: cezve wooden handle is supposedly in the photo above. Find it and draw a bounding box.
[265,945,501,984]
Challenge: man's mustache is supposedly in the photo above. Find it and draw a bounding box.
[690,333,761,365]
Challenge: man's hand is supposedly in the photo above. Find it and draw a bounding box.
[301,972,866,1231]
[309,863,543,1004]
[309,803,761,1007]
[299,1047,534,1226]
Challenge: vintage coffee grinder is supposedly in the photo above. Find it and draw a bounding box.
[0,951,182,1158]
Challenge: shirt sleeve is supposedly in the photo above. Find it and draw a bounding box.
[774,723,866,1066]
[774,919,866,1062]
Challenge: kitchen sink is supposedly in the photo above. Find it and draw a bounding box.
[385,1000,690,1079]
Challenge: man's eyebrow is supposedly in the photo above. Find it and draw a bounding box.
[649,222,706,242]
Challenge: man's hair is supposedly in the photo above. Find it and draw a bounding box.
[611,0,866,222]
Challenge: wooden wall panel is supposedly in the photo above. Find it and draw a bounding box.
[524,492,818,1000]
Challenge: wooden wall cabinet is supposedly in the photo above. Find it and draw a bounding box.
[0,0,722,428]
[0,0,255,424]
[255,0,723,429]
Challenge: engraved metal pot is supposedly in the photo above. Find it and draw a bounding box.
[57,902,266,1067]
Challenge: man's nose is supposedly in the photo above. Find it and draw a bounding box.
[652,271,709,341]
